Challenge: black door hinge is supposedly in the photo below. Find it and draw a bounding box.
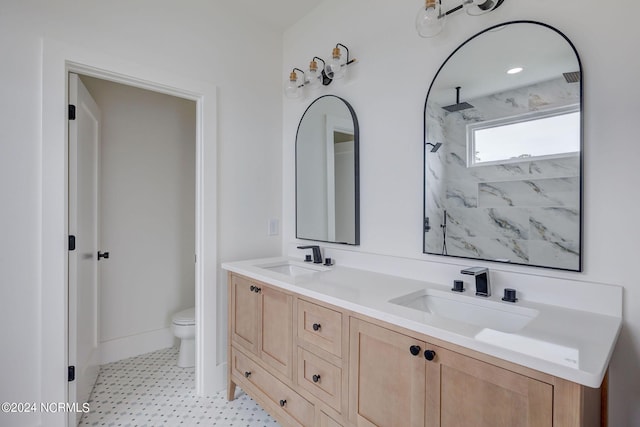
[69,235,76,251]
[69,104,76,120]
[68,366,75,382]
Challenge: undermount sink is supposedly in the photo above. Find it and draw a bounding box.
[389,289,539,333]
[257,260,325,277]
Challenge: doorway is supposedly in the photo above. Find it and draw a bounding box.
[41,42,221,427]
[68,73,197,422]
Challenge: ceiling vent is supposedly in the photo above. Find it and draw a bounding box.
[563,71,581,83]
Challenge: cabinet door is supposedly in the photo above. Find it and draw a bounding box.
[230,275,259,354]
[260,285,293,377]
[426,345,553,427]
[349,318,426,427]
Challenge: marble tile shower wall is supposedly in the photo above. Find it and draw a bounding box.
[425,77,580,269]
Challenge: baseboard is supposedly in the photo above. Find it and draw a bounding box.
[99,328,175,364]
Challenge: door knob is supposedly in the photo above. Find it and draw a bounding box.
[424,350,437,361]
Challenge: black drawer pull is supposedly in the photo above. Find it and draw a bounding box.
[312,323,321,331]
[312,374,321,383]
[244,371,251,378]
[424,350,437,361]
[279,399,287,407]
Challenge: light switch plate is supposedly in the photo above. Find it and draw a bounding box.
[268,219,279,236]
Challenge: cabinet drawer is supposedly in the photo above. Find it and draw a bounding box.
[320,411,344,427]
[297,347,343,413]
[231,348,314,427]
[298,299,342,357]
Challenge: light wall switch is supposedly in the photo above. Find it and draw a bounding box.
[268,218,279,236]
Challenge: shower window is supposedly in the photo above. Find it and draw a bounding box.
[466,104,580,167]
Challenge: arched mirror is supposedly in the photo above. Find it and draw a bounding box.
[423,21,582,271]
[297,95,360,245]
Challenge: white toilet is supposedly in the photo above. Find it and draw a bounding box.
[172,307,195,368]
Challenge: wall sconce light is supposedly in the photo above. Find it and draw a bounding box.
[416,0,505,38]
[284,68,305,99]
[284,43,357,99]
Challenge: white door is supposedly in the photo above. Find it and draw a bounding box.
[68,73,101,426]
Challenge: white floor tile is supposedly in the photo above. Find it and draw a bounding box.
[79,347,280,426]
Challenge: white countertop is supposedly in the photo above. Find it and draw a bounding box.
[222,257,622,388]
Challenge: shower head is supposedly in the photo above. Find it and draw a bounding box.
[426,142,442,153]
[442,86,474,113]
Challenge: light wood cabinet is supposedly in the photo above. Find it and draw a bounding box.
[229,274,293,378]
[348,318,426,427]
[426,343,553,427]
[350,318,597,427]
[298,299,343,358]
[227,272,603,427]
[231,347,314,427]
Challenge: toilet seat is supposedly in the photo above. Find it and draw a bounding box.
[172,307,195,326]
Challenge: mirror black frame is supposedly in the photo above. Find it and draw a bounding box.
[296,95,360,245]
[422,21,583,271]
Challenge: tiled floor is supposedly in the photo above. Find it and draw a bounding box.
[79,347,279,426]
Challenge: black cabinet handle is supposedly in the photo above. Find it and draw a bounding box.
[254,287,262,293]
[409,345,421,356]
[250,285,256,292]
[279,399,287,407]
[244,371,251,378]
[97,251,109,260]
[424,350,437,361]
[312,374,321,383]
[312,323,321,331]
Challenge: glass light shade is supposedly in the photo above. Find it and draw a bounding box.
[284,72,300,98]
[325,48,347,79]
[416,2,445,38]
[307,61,322,89]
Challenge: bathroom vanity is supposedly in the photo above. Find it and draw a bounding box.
[223,258,621,427]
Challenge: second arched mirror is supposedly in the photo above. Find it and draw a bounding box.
[296,95,360,245]
[423,21,582,271]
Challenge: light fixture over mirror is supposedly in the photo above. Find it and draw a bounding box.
[416,0,506,38]
[423,21,582,271]
[285,43,357,99]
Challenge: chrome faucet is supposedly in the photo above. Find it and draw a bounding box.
[461,267,491,297]
[297,245,322,264]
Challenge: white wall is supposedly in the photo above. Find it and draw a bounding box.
[0,1,282,426]
[81,76,196,362]
[283,0,640,425]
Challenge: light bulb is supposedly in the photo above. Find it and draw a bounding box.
[307,60,322,89]
[284,71,300,99]
[416,0,445,38]
[325,47,346,80]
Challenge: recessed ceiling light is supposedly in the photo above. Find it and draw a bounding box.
[507,67,523,74]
